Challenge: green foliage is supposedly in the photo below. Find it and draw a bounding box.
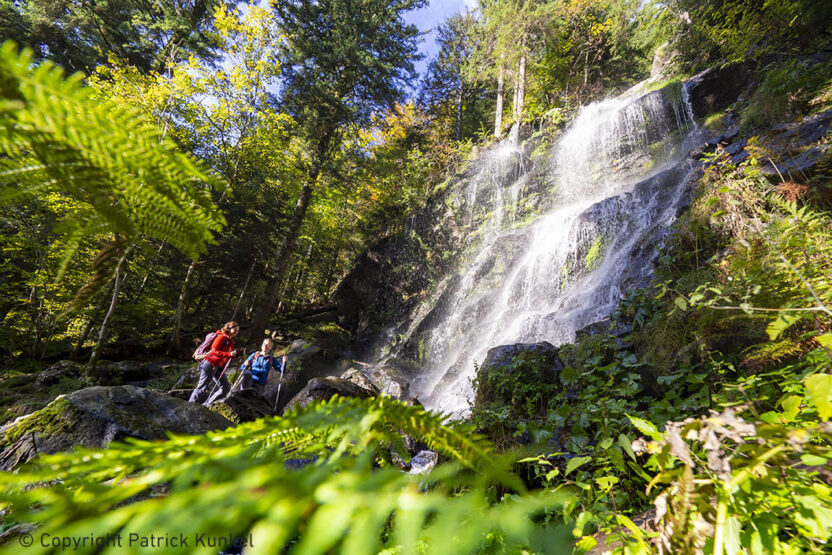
[741,57,832,132]
[0,0,238,73]
[632,408,832,554]
[669,0,832,67]
[0,396,572,554]
[0,42,226,285]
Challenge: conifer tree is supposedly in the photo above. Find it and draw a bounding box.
[249,0,426,338]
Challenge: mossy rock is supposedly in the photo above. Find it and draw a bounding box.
[208,388,275,425]
[0,385,232,470]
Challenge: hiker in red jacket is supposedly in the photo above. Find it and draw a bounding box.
[188,321,240,405]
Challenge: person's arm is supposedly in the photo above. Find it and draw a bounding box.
[241,353,255,370]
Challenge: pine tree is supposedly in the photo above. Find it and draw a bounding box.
[248,0,426,339]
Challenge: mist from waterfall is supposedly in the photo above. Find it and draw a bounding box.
[410,82,705,415]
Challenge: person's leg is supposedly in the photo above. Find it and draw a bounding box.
[188,360,216,403]
[240,371,255,390]
[205,370,231,405]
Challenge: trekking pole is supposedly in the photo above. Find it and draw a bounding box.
[228,347,246,389]
[206,356,234,402]
[273,355,288,413]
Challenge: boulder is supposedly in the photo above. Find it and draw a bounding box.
[340,363,410,400]
[263,339,347,413]
[209,388,275,424]
[475,342,563,409]
[409,450,438,475]
[0,385,232,470]
[479,342,561,374]
[282,377,375,413]
[34,360,83,387]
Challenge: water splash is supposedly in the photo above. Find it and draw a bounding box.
[411,83,704,415]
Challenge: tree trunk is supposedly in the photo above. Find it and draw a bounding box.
[516,53,526,123]
[248,133,332,340]
[248,181,315,339]
[494,59,505,139]
[230,258,258,322]
[169,259,196,356]
[512,69,520,122]
[455,85,463,142]
[87,245,132,379]
[72,279,116,360]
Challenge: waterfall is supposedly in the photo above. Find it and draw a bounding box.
[409,83,706,415]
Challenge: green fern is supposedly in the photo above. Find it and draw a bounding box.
[0,396,571,554]
[0,41,226,290]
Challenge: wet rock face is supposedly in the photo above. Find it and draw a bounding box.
[685,63,753,120]
[0,385,232,470]
[282,377,375,413]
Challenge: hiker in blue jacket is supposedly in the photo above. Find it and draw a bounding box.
[239,338,285,395]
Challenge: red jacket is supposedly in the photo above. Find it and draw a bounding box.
[205,331,235,367]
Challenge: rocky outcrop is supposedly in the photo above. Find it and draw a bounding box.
[685,63,753,120]
[0,385,232,470]
[209,388,275,424]
[264,339,346,413]
[340,363,410,400]
[282,377,375,413]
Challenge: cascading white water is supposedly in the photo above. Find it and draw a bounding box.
[411,83,705,415]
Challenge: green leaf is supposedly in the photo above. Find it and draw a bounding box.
[598,437,614,450]
[724,516,742,555]
[565,456,592,476]
[573,511,593,537]
[674,297,688,311]
[800,454,828,466]
[574,535,598,554]
[627,415,662,440]
[816,333,832,350]
[766,313,803,340]
[781,395,802,421]
[619,434,637,461]
[595,476,619,491]
[805,374,832,420]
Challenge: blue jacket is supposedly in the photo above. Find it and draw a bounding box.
[241,352,283,385]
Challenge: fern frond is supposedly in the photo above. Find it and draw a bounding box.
[0,397,570,554]
[0,41,226,263]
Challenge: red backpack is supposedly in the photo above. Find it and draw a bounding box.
[193,331,219,361]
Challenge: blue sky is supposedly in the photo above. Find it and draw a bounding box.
[405,0,478,82]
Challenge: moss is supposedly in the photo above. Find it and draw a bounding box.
[208,403,241,426]
[704,113,727,131]
[2,398,76,445]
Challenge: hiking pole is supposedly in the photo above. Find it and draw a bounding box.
[273,355,288,413]
[206,356,234,403]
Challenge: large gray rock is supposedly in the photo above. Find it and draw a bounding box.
[209,388,275,424]
[340,363,410,400]
[0,385,232,470]
[263,339,348,413]
[282,377,375,413]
